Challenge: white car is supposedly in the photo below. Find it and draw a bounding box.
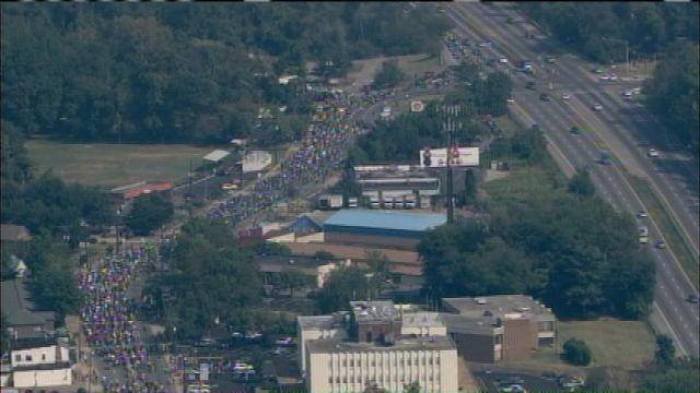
[648,148,660,158]
[507,98,515,104]
[623,90,633,98]
[609,74,618,81]
[499,57,509,64]
[562,93,572,100]
[592,104,603,111]
[479,42,493,48]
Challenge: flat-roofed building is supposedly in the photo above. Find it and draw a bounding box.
[323,209,446,250]
[441,295,556,363]
[354,165,439,208]
[298,300,458,393]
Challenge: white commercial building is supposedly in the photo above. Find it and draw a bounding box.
[298,301,458,393]
[241,150,273,174]
[9,339,72,388]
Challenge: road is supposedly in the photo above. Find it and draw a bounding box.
[444,3,699,357]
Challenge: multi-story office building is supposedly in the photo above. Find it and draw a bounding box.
[441,295,557,363]
[298,301,458,393]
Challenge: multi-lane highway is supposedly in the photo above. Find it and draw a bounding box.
[443,3,699,357]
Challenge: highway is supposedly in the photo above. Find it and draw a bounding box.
[444,3,699,357]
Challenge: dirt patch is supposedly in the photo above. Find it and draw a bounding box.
[345,54,446,92]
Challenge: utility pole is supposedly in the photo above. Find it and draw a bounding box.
[442,105,461,224]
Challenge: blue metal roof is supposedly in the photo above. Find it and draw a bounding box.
[324,209,446,233]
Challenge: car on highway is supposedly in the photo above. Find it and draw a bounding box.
[526,81,536,90]
[592,104,603,111]
[221,182,239,191]
[570,126,581,134]
[623,90,633,98]
[637,211,648,218]
[499,57,509,64]
[655,240,667,249]
[479,42,493,48]
[539,93,550,102]
[562,93,572,100]
[687,294,699,304]
[507,98,515,104]
[647,148,660,158]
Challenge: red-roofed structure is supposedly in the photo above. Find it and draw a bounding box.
[122,181,174,200]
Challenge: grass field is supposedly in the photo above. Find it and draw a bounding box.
[628,175,699,287]
[26,139,214,189]
[501,320,655,373]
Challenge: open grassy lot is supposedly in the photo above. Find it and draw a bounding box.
[26,139,214,189]
[629,175,699,287]
[500,319,655,373]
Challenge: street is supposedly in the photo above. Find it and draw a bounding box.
[445,3,699,357]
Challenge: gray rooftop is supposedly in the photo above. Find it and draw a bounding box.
[350,300,400,324]
[298,312,349,331]
[0,224,31,242]
[1,279,56,327]
[306,335,455,354]
[442,295,555,322]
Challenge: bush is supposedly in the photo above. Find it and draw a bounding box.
[563,338,592,366]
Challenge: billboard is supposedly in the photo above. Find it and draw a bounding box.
[419,146,479,168]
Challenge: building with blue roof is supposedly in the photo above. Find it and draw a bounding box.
[323,209,446,250]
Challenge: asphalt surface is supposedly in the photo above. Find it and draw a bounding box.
[444,3,699,357]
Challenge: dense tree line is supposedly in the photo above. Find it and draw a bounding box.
[521,3,699,63]
[149,219,264,340]
[1,3,450,144]
[644,42,699,157]
[420,158,655,320]
[1,123,110,322]
[1,123,114,241]
[350,100,489,164]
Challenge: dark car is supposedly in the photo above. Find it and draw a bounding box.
[687,294,699,303]
[570,126,581,134]
[540,93,550,101]
[655,240,666,249]
[526,81,536,90]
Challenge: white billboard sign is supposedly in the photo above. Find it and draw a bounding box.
[419,146,479,168]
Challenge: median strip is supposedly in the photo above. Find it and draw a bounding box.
[629,175,699,288]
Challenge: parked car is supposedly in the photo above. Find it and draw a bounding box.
[221,182,239,191]
[562,93,572,100]
[648,148,660,158]
[570,126,581,134]
[526,81,536,90]
[592,104,603,111]
[655,240,667,249]
[540,93,550,102]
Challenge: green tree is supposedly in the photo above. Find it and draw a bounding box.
[654,334,675,366]
[372,60,406,90]
[567,169,595,197]
[280,270,312,298]
[644,42,699,158]
[404,381,421,393]
[642,359,700,393]
[562,338,592,366]
[316,265,372,313]
[462,169,478,205]
[478,71,513,116]
[0,313,9,355]
[126,193,174,236]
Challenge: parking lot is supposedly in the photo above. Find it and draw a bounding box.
[474,370,567,393]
